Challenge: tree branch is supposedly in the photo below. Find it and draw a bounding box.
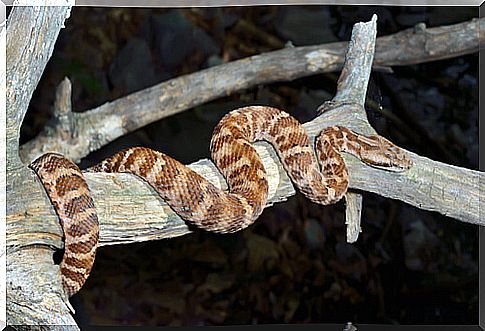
[19,17,484,164]
[7,4,72,169]
[332,15,377,106]
[325,14,377,243]
[6,4,78,328]
[10,100,483,251]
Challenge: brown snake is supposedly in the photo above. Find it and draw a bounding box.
[30,105,412,297]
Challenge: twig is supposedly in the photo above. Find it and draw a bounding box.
[345,193,363,244]
[19,17,484,164]
[53,77,74,135]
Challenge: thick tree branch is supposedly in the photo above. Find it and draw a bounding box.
[6,4,78,328]
[10,102,483,250]
[7,4,72,169]
[19,17,484,164]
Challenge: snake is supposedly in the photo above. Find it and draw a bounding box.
[30,105,412,297]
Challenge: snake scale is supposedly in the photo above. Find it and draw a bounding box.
[30,106,412,297]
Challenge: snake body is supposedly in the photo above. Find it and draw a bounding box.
[30,154,99,296]
[30,106,412,296]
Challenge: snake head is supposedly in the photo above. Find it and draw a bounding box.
[359,136,413,172]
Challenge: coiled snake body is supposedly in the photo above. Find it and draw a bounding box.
[30,106,412,297]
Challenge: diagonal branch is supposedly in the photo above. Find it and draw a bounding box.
[19,17,484,164]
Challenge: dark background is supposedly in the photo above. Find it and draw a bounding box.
[20,6,479,326]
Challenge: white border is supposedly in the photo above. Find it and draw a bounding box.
[0,1,481,328]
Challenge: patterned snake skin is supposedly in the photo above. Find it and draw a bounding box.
[30,106,412,296]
